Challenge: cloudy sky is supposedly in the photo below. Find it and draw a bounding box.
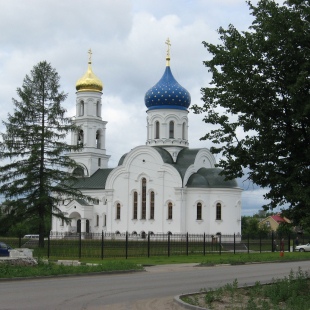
[0,0,284,216]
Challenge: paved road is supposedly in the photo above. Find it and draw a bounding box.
[0,261,309,310]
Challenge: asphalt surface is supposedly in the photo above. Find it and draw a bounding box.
[0,261,309,310]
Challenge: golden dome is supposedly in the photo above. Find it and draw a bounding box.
[76,49,103,92]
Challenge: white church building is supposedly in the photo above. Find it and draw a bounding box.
[51,42,242,237]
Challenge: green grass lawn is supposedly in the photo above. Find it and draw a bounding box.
[0,251,309,279]
[79,251,310,266]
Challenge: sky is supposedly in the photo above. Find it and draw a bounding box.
[0,0,285,216]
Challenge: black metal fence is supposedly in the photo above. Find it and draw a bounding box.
[1,231,308,259]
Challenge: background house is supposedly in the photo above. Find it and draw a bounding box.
[259,214,291,232]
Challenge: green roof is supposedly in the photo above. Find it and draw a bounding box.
[73,168,113,189]
[150,147,238,188]
[186,168,238,188]
[75,199,92,206]
[96,147,238,190]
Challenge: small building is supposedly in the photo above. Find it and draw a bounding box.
[259,214,291,231]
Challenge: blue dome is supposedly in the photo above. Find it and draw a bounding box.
[144,66,191,111]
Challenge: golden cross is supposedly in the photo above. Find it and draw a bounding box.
[88,48,92,63]
[165,38,171,58]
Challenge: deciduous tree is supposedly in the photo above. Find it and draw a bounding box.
[193,0,310,222]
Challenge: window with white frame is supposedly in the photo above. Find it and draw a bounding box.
[155,121,160,139]
[150,191,155,220]
[116,203,121,220]
[197,202,202,220]
[133,191,138,220]
[168,202,173,220]
[216,203,222,220]
[141,178,146,219]
[79,101,84,116]
[169,121,174,138]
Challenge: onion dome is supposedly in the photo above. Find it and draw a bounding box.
[145,39,191,111]
[76,49,103,92]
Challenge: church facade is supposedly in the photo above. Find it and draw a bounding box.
[51,43,242,237]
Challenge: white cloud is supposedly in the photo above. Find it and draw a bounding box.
[0,0,282,215]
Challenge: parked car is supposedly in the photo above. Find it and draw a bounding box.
[23,234,39,239]
[0,242,12,257]
[295,243,310,252]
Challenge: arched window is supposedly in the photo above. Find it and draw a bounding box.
[216,203,222,220]
[96,214,99,226]
[103,213,106,227]
[79,101,84,116]
[116,203,121,220]
[169,121,174,139]
[197,202,202,220]
[168,202,173,220]
[141,178,146,219]
[98,158,101,167]
[96,101,100,117]
[72,166,84,177]
[96,130,101,149]
[182,122,186,140]
[150,191,155,220]
[78,130,84,145]
[155,121,160,139]
[133,191,138,220]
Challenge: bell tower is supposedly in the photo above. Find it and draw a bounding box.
[70,49,110,176]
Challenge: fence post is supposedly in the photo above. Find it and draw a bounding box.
[260,233,262,253]
[19,236,21,248]
[288,233,290,252]
[148,233,150,258]
[125,231,128,259]
[79,233,82,259]
[101,231,104,259]
[186,232,189,256]
[247,234,250,254]
[203,233,206,256]
[271,231,274,252]
[47,234,50,259]
[168,233,170,257]
[234,233,236,254]
[219,234,222,255]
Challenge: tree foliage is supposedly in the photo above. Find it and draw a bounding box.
[193,0,310,218]
[0,61,87,246]
[241,216,270,237]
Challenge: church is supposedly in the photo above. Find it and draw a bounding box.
[51,41,242,237]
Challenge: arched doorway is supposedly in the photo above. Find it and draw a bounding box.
[77,219,90,233]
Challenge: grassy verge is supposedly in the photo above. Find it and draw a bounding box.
[0,259,143,279]
[181,268,310,310]
[78,251,310,265]
[0,251,309,279]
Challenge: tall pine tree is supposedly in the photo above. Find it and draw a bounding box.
[0,61,88,247]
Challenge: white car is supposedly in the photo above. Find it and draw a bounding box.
[295,243,310,252]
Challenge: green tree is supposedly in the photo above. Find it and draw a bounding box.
[193,0,310,218]
[0,61,87,247]
[276,221,293,237]
[242,216,270,237]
